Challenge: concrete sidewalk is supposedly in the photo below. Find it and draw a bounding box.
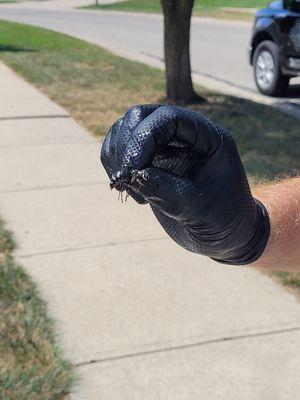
[0,61,300,399]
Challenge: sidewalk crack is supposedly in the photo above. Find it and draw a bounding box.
[73,325,300,368]
[17,236,167,259]
[0,181,103,194]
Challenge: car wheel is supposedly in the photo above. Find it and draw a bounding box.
[253,40,290,96]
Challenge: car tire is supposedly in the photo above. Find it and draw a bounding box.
[253,40,290,96]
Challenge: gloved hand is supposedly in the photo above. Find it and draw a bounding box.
[100,104,270,265]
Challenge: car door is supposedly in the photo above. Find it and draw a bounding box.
[282,0,300,59]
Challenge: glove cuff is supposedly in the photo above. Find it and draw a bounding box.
[212,199,270,266]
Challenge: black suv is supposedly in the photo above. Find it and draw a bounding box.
[250,0,300,96]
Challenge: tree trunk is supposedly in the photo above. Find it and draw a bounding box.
[161,0,204,104]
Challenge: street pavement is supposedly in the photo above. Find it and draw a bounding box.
[1,4,300,108]
[1,61,300,399]
[1,0,122,10]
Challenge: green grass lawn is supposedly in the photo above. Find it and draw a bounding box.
[86,0,268,20]
[0,18,299,350]
[0,20,298,182]
[0,218,74,399]
[197,0,267,6]
[90,0,267,11]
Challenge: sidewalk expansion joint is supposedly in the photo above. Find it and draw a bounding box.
[0,114,69,121]
[17,236,167,259]
[0,181,105,194]
[73,325,300,368]
[0,140,95,150]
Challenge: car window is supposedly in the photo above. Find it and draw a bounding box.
[284,0,300,11]
[269,1,283,9]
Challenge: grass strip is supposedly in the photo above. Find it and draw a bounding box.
[0,21,299,289]
[87,0,266,11]
[84,0,265,20]
[0,218,74,400]
[276,272,300,289]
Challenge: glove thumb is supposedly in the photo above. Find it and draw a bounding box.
[130,167,201,221]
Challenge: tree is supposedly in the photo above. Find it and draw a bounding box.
[161,0,205,104]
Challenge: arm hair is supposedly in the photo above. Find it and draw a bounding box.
[252,177,300,272]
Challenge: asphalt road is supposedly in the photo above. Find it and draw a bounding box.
[0,7,300,102]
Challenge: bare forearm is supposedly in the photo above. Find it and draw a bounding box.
[252,177,300,272]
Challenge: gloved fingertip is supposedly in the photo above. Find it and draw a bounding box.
[130,167,182,218]
[123,184,148,205]
[130,169,159,198]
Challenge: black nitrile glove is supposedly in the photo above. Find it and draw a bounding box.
[100,104,270,265]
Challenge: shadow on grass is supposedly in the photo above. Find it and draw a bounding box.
[284,83,300,98]
[0,45,37,52]
[189,94,300,182]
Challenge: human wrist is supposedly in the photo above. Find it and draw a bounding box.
[212,198,270,266]
[251,178,300,271]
